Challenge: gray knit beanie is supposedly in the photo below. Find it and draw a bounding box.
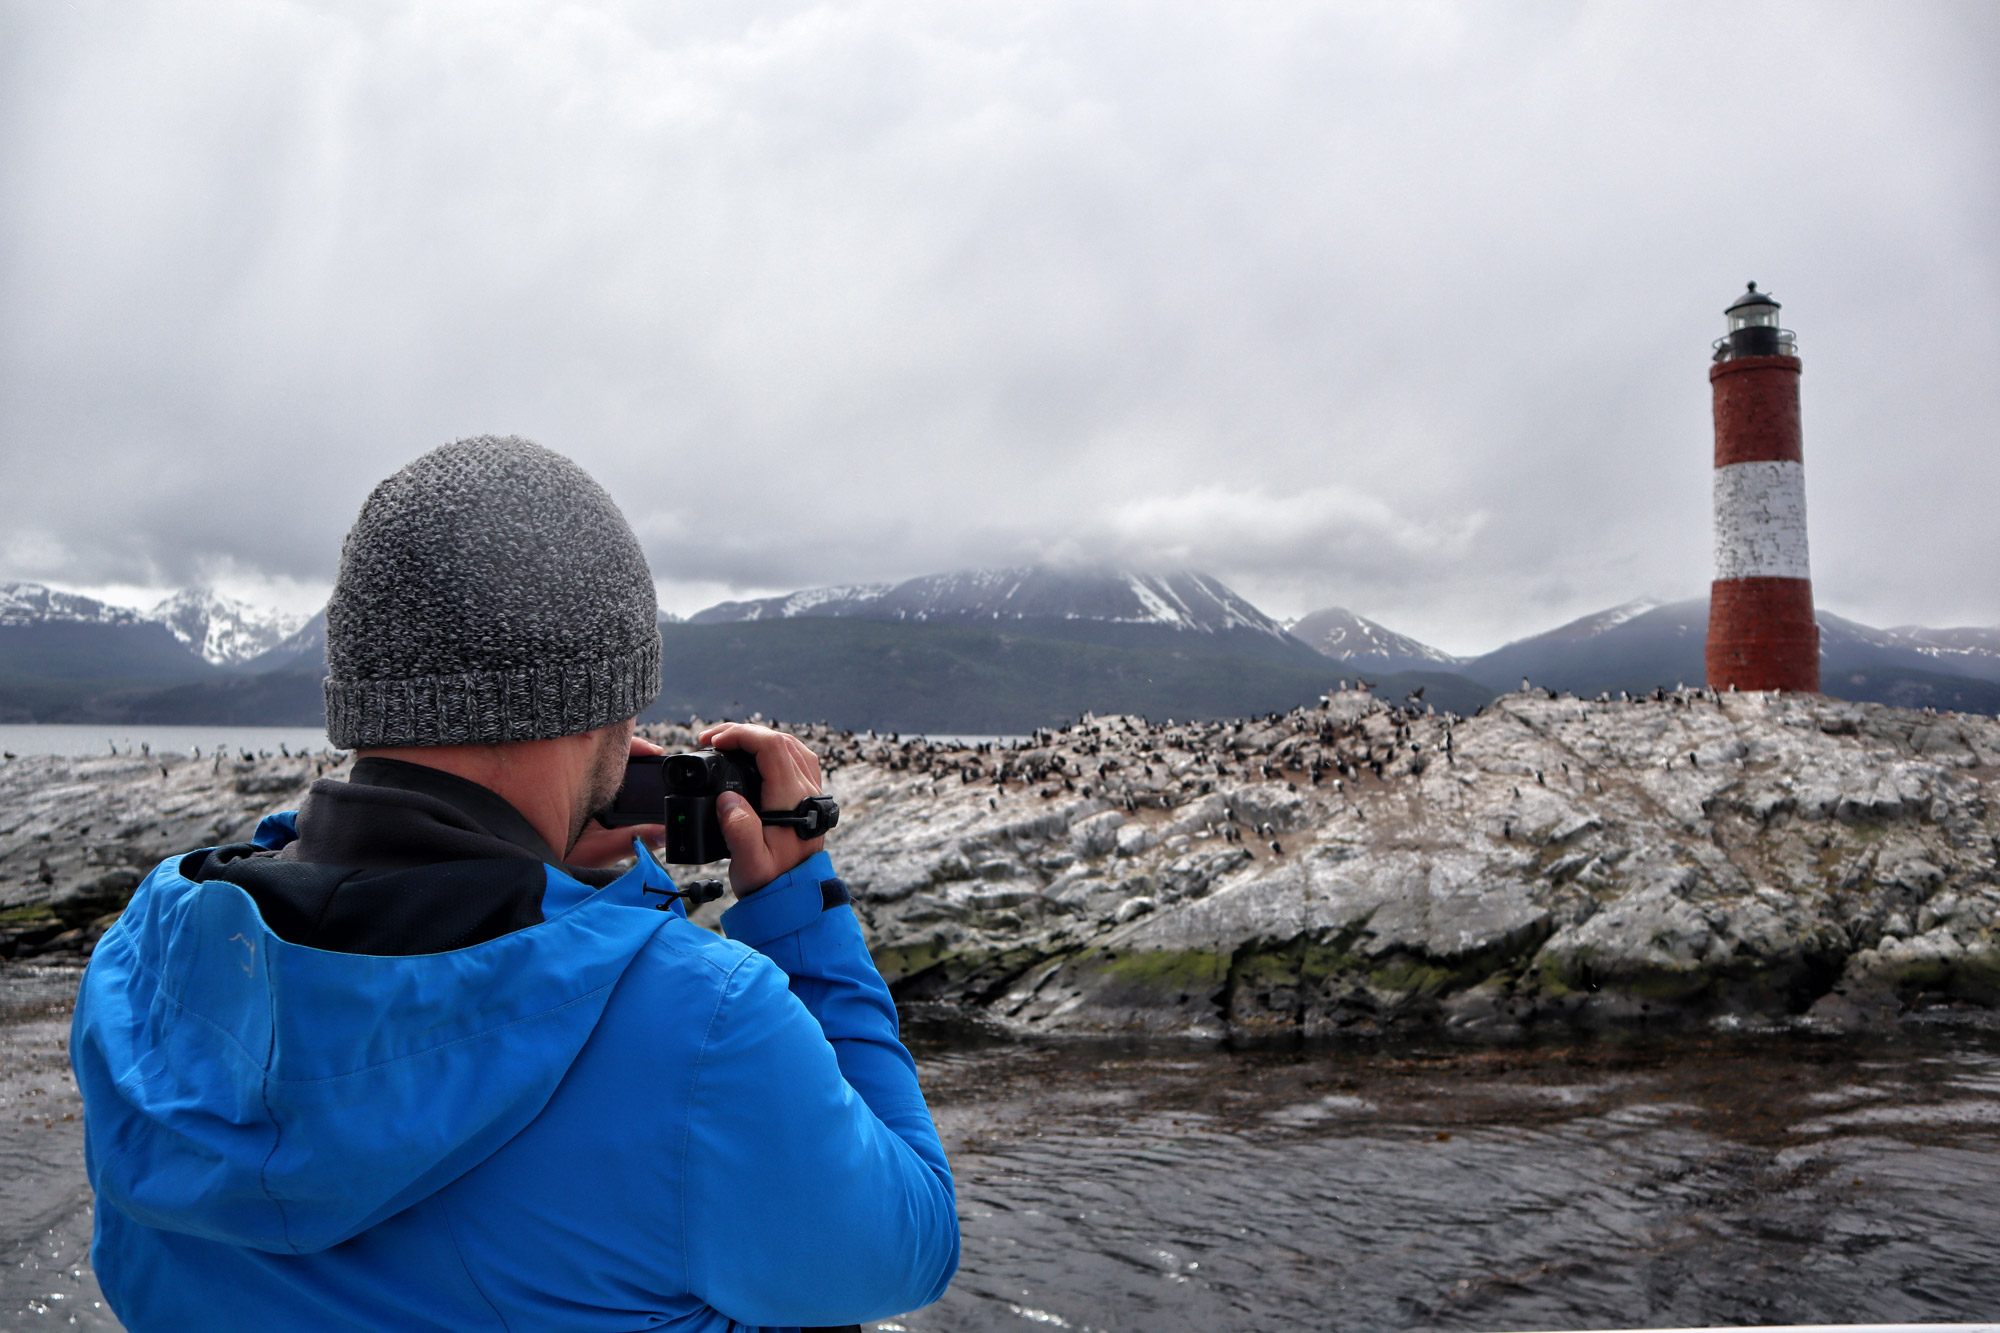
[323,436,661,748]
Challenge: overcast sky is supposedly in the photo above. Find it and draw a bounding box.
[3,1,1995,654]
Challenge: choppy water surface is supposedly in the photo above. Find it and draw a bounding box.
[1,972,106,1330]
[898,1023,2000,1332]
[7,974,2000,1331]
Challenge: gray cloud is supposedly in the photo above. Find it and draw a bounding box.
[2,1,1995,654]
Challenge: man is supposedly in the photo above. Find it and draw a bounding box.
[71,436,958,1331]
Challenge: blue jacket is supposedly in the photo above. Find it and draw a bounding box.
[71,812,958,1331]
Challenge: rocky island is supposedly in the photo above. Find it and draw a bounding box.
[6,688,1998,1043]
[818,688,2000,1042]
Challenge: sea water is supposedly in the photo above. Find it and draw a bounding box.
[897,1029,2000,1331]
[8,991,2000,1330]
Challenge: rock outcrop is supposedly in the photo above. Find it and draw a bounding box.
[0,748,346,959]
[811,689,2000,1040]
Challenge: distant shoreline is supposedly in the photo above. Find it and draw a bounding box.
[0,723,336,759]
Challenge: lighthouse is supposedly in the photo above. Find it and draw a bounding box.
[1705,282,1819,693]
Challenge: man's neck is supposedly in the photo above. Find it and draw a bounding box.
[344,757,563,865]
[355,734,599,856]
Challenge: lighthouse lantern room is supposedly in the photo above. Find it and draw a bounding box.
[1715,282,1796,361]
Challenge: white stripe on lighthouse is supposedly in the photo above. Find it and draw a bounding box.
[1713,460,1810,580]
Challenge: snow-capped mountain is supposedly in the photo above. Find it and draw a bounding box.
[2,581,311,664]
[691,568,1296,641]
[1523,597,1676,642]
[0,582,142,626]
[0,581,313,672]
[1286,606,1460,668]
[692,583,897,623]
[238,608,327,673]
[1819,614,2000,684]
[144,589,311,667]
[1463,598,1708,694]
[0,582,214,684]
[1457,596,2000,713]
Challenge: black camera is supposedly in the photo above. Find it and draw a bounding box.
[597,748,839,864]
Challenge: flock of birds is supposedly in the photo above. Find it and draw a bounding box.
[663,678,1786,859]
[670,693,1471,861]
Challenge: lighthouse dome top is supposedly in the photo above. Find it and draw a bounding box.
[1725,281,1780,316]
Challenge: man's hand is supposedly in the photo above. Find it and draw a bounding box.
[567,734,667,869]
[700,722,827,896]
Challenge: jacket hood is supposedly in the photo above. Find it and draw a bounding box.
[71,813,681,1255]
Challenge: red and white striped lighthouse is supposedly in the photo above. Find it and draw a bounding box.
[1705,282,1819,693]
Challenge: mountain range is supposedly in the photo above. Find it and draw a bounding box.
[1462,598,2000,713]
[0,583,324,725]
[0,583,309,669]
[3,571,1997,730]
[659,568,1475,730]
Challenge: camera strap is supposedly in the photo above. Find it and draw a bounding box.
[757,795,841,837]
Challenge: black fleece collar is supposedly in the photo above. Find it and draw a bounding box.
[298,757,566,868]
[181,756,625,956]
